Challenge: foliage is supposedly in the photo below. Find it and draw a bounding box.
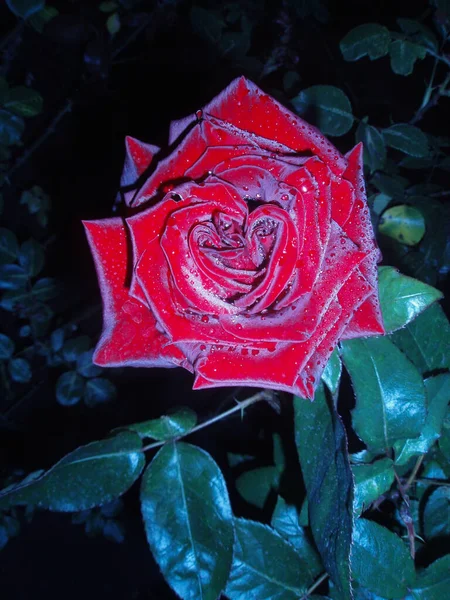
[0,0,449,599]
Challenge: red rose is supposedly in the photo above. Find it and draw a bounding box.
[83,77,384,399]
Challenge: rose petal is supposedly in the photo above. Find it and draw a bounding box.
[83,218,187,368]
[202,77,347,175]
[220,221,365,342]
[295,268,376,397]
[194,299,342,396]
[121,136,159,192]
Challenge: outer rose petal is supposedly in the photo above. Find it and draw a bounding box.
[83,218,187,369]
[339,144,385,337]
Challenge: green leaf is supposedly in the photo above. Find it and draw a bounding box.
[8,357,31,383]
[62,335,91,362]
[0,110,25,145]
[236,466,280,509]
[56,371,85,406]
[294,384,353,600]
[141,442,234,600]
[5,0,45,19]
[126,407,197,440]
[0,288,31,312]
[106,13,120,36]
[389,40,426,76]
[28,5,59,33]
[390,304,450,373]
[397,18,438,51]
[422,487,450,539]
[0,229,19,265]
[0,333,15,360]
[378,266,443,333]
[0,432,145,511]
[353,458,395,516]
[84,378,116,407]
[382,124,430,158]
[291,85,354,136]
[321,348,342,394]
[440,407,450,461]
[341,337,426,452]
[379,205,426,246]
[409,555,450,599]
[340,23,391,61]
[0,264,28,290]
[355,121,386,172]
[351,519,415,598]
[18,239,45,277]
[271,497,323,580]
[225,518,312,599]
[76,349,102,377]
[395,374,450,465]
[4,87,43,117]
[372,172,408,197]
[32,277,60,301]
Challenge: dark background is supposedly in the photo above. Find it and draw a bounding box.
[0,1,448,598]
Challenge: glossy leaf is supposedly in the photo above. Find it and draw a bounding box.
[76,349,102,377]
[225,518,312,599]
[351,519,415,598]
[28,5,59,33]
[62,336,91,362]
[271,496,323,579]
[391,304,450,373]
[294,384,353,600]
[0,109,25,145]
[4,86,43,117]
[18,239,45,277]
[0,432,145,511]
[31,277,60,301]
[0,333,15,359]
[439,407,450,461]
[8,357,31,383]
[395,374,450,465]
[6,0,45,19]
[141,442,234,600]
[355,120,386,172]
[84,377,116,406]
[55,371,85,406]
[353,458,395,515]
[0,229,19,265]
[379,205,425,246]
[408,555,450,599]
[0,264,28,290]
[340,23,391,61]
[389,40,426,76]
[321,348,342,394]
[382,124,430,158]
[127,407,197,440]
[341,337,426,452]
[397,18,438,51]
[378,266,443,333]
[291,85,354,136]
[236,466,280,509]
[422,487,450,540]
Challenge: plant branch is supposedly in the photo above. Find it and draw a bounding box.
[141,390,274,453]
[405,454,425,491]
[300,572,329,599]
[411,64,450,124]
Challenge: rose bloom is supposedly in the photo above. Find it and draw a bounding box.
[84,77,384,399]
